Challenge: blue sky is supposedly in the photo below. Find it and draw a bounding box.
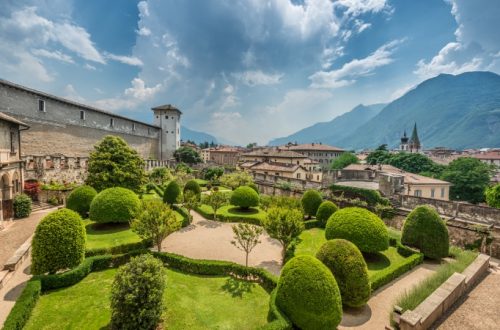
[1,0,499,145]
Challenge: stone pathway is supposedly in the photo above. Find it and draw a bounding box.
[432,262,500,330]
[162,211,283,275]
[0,256,32,326]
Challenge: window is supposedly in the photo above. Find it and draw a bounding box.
[414,190,422,197]
[38,99,46,112]
[441,188,445,198]
[148,127,151,135]
[275,172,280,176]
[110,118,114,127]
[165,115,169,119]
[296,173,301,179]
[132,123,136,131]
[317,175,320,180]
[80,110,85,120]
[431,188,435,198]
[10,131,15,153]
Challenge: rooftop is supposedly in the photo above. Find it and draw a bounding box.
[344,164,451,185]
[151,104,182,114]
[249,161,304,173]
[472,150,500,160]
[0,112,29,128]
[243,148,307,158]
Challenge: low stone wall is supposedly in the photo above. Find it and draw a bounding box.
[398,254,491,330]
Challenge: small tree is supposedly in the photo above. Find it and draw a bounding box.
[163,181,182,205]
[220,171,254,190]
[331,152,359,170]
[231,223,263,267]
[485,184,500,209]
[183,190,200,223]
[204,191,228,220]
[263,207,304,264]
[131,200,181,252]
[174,146,202,164]
[204,166,224,182]
[149,167,172,185]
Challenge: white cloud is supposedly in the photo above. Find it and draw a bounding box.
[137,27,151,36]
[63,84,85,102]
[335,0,391,16]
[124,78,161,100]
[31,48,74,63]
[233,70,283,86]
[106,53,143,66]
[52,22,105,63]
[309,39,404,88]
[138,1,150,18]
[84,63,97,70]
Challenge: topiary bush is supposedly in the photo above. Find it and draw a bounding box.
[301,189,322,218]
[183,179,201,200]
[163,181,181,205]
[325,207,389,253]
[89,187,140,223]
[31,208,86,275]
[316,239,371,307]
[230,186,259,210]
[315,201,338,227]
[111,254,166,330]
[276,255,342,330]
[13,194,32,218]
[66,185,97,217]
[401,205,449,259]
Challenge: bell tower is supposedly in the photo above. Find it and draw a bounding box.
[152,104,182,160]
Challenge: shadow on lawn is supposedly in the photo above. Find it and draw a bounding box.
[364,252,391,271]
[221,277,253,298]
[227,207,259,215]
[86,222,130,235]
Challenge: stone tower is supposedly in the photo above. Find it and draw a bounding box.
[152,104,182,160]
[408,122,421,153]
[400,130,409,151]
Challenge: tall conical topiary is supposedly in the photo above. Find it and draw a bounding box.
[163,181,181,205]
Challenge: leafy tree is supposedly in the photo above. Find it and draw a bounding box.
[441,157,493,203]
[183,179,201,200]
[175,162,193,173]
[263,207,304,264]
[183,190,200,222]
[203,191,228,220]
[376,144,388,151]
[163,181,182,205]
[485,184,500,208]
[173,147,202,164]
[131,200,181,252]
[149,167,172,185]
[220,170,254,190]
[203,166,224,182]
[231,223,263,267]
[331,152,359,170]
[86,135,145,192]
[246,142,257,149]
[388,152,444,175]
[366,149,391,165]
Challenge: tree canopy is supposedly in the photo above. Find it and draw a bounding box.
[173,146,202,164]
[485,184,500,208]
[331,152,359,170]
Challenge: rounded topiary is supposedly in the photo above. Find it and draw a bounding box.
[31,208,86,275]
[183,180,201,200]
[315,201,338,227]
[89,187,140,223]
[111,254,166,330]
[163,181,181,205]
[401,205,449,259]
[325,207,389,253]
[316,239,371,307]
[230,186,259,209]
[301,189,323,218]
[13,194,32,218]
[66,185,97,217]
[276,255,342,330]
[248,182,259,193]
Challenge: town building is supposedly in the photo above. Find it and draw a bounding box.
[208,147,241,166]
[472,149,500,167]
[201,148,211,163]
[240,148,308,165]
[280,143,344,168]
[0,112,29,224]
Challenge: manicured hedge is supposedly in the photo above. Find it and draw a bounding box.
[163,181,181,205]
[325,207,389,253]
[195,204,265,225]
[183,179,201,199]
[315,201,338,227]
[303,219,321,229]
[401,206,449,259]
[89,187,141,223]
[13,194,32,218]
[276,255,342,330]
[301,190,322,218]
[330,184,390,206]
[316,239,371,307]
[173,205,191,227]
[85,239,152,257]
[230,186,259,209]
[2,279,41,330]
[66,185,97,216]
[260,289,293,330]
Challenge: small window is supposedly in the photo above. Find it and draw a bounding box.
[38,99,46,112]
[148,128,151,135]
[171,131,174,134]
[414,190,422,197]
[431,188,435,198]
[80,110,85,120]
[441,188,445,198]
[10,131,15,153]
[110,118,114,127]
[165,115,169,119]
[296,173,301,179]
[132,123,136,131]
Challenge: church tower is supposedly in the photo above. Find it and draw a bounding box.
[152,104,182,160]
[400,130,409,151]
[408,122,421,153]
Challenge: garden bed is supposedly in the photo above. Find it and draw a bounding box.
[195,204,267,225]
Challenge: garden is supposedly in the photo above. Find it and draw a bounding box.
[4,136,481,330]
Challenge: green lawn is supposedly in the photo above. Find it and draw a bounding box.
[142,191,162,200]
[25,268,270,330]
[196,204,267,224]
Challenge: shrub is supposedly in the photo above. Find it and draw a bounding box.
[230,186,259,210]
[301,190,322,218]
[315,201,338,227]
[330,184,390,206]
[183,179,201,200]
[401,206,449,259]
[111,255,166,330]
[316,239,371,307]
[13,194,32,218]
[276,255,342,330]
[163,181,181,205]
[325,207,389,253]
[89,187,141,223]
[66,185,97,217]
[485,183,500,208]
[248,182,259,193]
[31,209,86,275]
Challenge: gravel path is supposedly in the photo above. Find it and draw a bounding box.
[162,211,283,275]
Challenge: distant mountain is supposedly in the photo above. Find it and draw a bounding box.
[337,71,500,150]
[181,126,218,144]
[268,103,386,146]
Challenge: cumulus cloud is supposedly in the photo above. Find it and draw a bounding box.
[94,78,162,111]
[335,0,391,16]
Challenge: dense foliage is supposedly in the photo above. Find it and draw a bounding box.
[148,167,172,185]
[163,181,182,205]
[485,184,500,208]
[315,201,338,227]
[110,255,166,330]
[86,136,145,192]
[203,166,224,182]
[401,206,449,259]
[202,190,228,220]
[89,187,141,223]
[331,152,359,170]
[441,157,493,203]
[173,146,202,164]
[260,195,302,211]
[263,207,304,263]
[13,194,32,218]
[316,239,371,307]
[230,186,259,210]
[31,209,86,275]
[219,171,254,190]
[183,179,201,200]
[276,255,342,330]
[301,189,323,218]
[325,207,389,253]
[330,184,390,206]
[66,185,97,217]
[366,150,444,176]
